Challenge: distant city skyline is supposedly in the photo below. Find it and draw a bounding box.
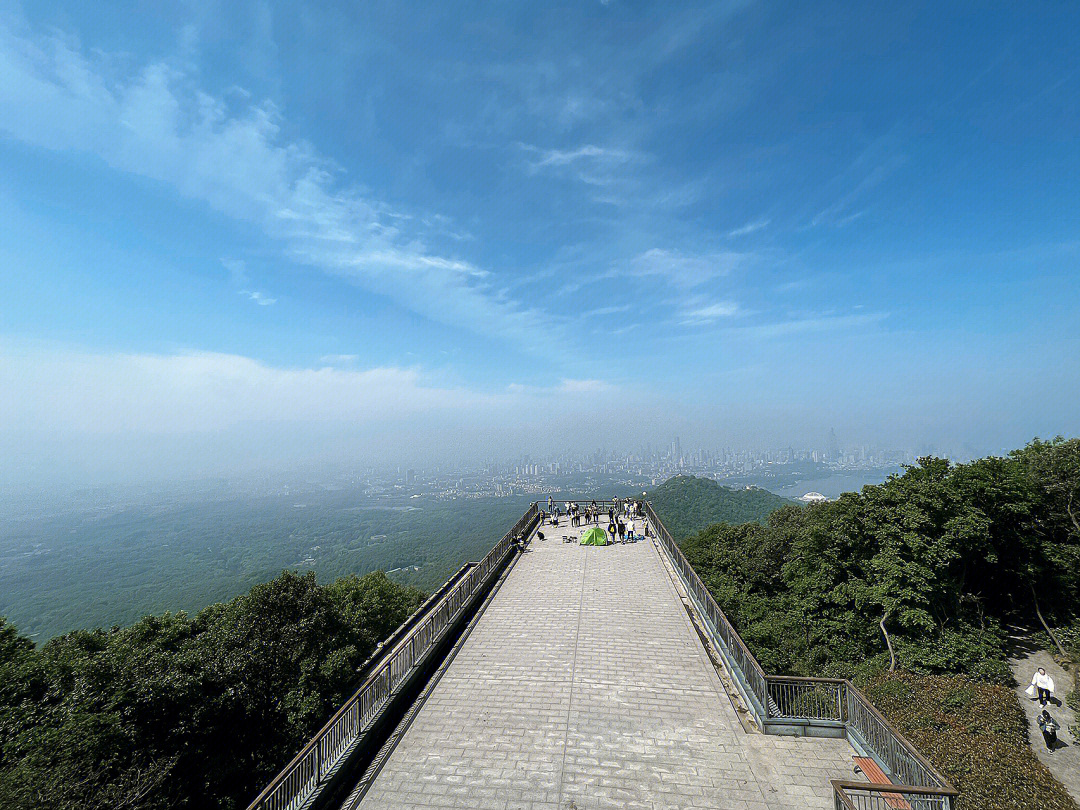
[1,1,1078,489]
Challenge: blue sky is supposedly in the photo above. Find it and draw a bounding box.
[1,0,1078,479]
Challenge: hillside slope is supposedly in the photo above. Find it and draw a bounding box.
[0,571,424,810]
[648,475,790,539]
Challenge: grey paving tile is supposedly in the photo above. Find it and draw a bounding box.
[358,523,858,810]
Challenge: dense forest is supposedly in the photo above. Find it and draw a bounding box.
[2,475,789,642]
[0,571,424,810]
[646,474,790,539]
[0,493,539,639]
[679,437,1080,809]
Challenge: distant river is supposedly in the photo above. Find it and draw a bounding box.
[767,468,903,499]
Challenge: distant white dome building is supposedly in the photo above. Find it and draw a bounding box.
[799,491,829,504]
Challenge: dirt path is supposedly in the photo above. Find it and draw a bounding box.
[1009,632,1080,803]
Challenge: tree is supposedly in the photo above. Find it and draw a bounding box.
[1017,437,1080,539]
[0,570,427,810]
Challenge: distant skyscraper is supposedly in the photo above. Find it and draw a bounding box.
[826,428,839,461]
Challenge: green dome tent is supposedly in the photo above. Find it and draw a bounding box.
[580,526,609,546]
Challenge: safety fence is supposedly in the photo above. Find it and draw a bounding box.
[832,780,955,810]
[640,501,957,808]
[246,502,539,810]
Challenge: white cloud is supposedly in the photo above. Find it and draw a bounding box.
[581,304,630,317]
[681,301,741,324]
[222,258,276,305]
[519,142,644,187]
[527,144,634,168]
[726,312,888,339]
[727,218,770,237]
[628,248,748,287]
[0,345,623,435]
[319,354,359,365]
[243,290,276,305]
[0,22,550,352]
[809,153,905,228]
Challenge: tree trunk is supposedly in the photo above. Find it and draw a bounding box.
[880,610,896,672]
[1032,583,1069,659]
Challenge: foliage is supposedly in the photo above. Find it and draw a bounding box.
[679,446,1080,682]
[0,571,423,810]
[862,672,1078,810]
[648,475,790,540]
[0,492,535,640]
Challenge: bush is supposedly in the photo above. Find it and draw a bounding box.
[0,571,424,810]
[861,672,1078,810]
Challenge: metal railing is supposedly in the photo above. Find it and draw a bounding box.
[641,501,957,806]
[845,684,944,790]
[767,675,845,721]
[642,500,770,717]
[833,780,955,810]
[246,502,539,810]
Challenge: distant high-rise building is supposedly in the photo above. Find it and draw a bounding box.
[826,428,839,461]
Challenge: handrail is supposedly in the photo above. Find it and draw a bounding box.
[641,501,957,803]
[833,779,956,810]
[642,500,771,717]
[845,681,949,790]
[246,502,539,810]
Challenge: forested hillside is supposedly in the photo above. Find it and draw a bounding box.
[1,493,537,640]
[0,571,424,810]
[680,437,1080,810]
[648,474,790,539]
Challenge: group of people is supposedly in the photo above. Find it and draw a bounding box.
[1029,666,1062,752]
[540,497,650,545]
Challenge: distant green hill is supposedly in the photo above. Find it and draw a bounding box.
[647,475,790,540]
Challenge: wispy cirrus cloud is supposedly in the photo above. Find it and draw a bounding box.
[222,258,276,305]
[518,142,644,186]
[809,146,906,228]
[627,248,750,287]
[725,311,888,339]
[727,218,770,237]
[525,144,637,168]
[0,21,551,352]
[242,290,277,306]
[681,300,741,325]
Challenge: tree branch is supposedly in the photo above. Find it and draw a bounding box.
[880,609,896,672]
[1032,583,1069,659]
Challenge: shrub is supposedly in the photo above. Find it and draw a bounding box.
[861,672,1078,810]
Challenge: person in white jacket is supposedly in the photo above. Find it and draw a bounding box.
[1031,667,1055,707]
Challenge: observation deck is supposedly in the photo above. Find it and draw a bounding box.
[359,520,853,810]
[250,502,957,810]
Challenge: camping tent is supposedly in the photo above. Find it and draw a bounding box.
[580,526,608,546]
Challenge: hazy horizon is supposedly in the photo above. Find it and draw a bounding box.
[2,1,1078,493]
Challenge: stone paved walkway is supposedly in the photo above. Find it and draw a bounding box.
[1008,635,1080,803]
[357,522,859,810]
